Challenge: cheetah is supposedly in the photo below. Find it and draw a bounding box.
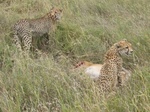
[13,7,63,54]
[95,39,133,95]
[74,61,131,86]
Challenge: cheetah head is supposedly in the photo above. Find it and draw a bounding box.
[115,39,133,56]
[50,7,63,21]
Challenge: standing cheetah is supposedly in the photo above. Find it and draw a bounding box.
[13,7,63,54]
[96,39,133,95]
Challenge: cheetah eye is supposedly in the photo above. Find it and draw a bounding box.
[125,46,128,49]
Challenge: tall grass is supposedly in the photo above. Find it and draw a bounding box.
[0,0,150,111]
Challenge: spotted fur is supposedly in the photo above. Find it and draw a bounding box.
[13,7,63,53]
[96,39,133,95]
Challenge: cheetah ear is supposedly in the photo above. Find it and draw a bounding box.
[50,7,55,16]
[115,43,121,48]
[51,6,54,10]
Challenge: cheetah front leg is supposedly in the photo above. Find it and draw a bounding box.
[22,32,32,54]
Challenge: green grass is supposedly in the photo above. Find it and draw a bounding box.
[0,0,150,111]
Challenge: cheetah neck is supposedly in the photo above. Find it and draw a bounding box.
[29,15,57,26]
[104,46,122,63]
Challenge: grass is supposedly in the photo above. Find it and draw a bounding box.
[0,0,150,111]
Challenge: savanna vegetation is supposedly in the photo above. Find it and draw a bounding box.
[0,0,150,111]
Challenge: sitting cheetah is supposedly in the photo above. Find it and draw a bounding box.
[73,61,131,86]
[13,7,63,54]
[96,39,133,95]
